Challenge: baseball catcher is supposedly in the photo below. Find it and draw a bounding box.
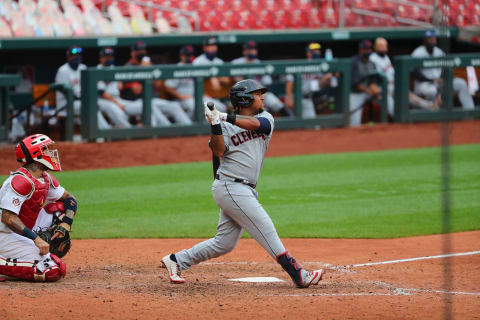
[0,134,78,282]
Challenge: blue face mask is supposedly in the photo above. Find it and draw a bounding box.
[68,56,81,70]
[105,59,115,67]
[312,53,322,59]
[247,53,257,60]
[205,51,217,61]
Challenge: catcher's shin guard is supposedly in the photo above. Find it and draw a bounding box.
[0,254,66,282]
[276,251,304,287]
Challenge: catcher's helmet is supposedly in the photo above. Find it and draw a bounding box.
[229,79,267,108]
[16,134,62,171]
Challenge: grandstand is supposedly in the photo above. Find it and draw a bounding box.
[0,0,479,143]
[0,0,479,37]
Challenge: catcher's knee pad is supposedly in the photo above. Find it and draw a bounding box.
[0,255,66,282]
[276,251,304,287]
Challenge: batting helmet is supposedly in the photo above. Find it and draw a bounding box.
[16,134,62,171]
[229,79,267,108]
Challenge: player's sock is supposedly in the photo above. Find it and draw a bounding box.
[276,251,304,287]
[170,254,177,263]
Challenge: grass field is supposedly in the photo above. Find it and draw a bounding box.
[3,144,479,239]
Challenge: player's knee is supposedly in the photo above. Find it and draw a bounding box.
[0,255,66,282]
[424,87,438,100]
[453,78,468,91]
[211,237,237,255]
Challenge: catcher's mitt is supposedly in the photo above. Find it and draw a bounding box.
[37,224,71,258]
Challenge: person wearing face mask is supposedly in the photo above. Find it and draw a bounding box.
[412,30,474,110]
[120,41,191,126]
[370,38,439,111]
[55,46,112,130]
[164,46,226,119]
[95,48,137,128]
[285,42,334,118]
[349,40,382,126]
[193,36,230,92]
[231,41,291,117]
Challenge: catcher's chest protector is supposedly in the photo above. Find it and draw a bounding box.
[14,168,49,229]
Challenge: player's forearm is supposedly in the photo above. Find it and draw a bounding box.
[59,191,78,223]
[102,93,119,104]
[164,87,183,100]
[231,116,260,131]
[285,81,293,96]
[1,210,28,236]
[209,134,226,157]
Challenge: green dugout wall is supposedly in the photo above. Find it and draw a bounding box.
[394,53,480,123]
[81,59,352,141]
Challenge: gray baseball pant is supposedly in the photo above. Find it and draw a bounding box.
[97,99,131,128]
[153,98,192,125]
[117,98,171,127]
[264,92,284,113]
[414,78,474,110]
[72,100,111,129]
[175,179,286,270]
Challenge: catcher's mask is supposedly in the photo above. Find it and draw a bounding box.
[229,79,267,110]
[16,134,61,171]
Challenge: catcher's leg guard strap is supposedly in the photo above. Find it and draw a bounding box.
[0,255,65,282]
[276,251,304,287]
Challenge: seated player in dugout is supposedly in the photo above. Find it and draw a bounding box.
[164,45,227,118]
[285,42,336,118]
[120,41,192,126]
[55,45,116,130]
[161,79,325,288]
[231,41,292,117]
[412,30,475,110]
[193,36,232,100]
[0,134,78,282]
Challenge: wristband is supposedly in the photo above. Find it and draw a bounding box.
[211,124,222,135]
[64,197,77,214]
[22,227,38,241]
[226,114,236,124]
[62,216,74,226]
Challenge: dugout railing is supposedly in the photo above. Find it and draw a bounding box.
[80,59,365,141]
[394,53,480,123]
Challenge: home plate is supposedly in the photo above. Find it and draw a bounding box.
[229,277,285,283]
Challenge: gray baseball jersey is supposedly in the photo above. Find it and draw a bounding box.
[175,110,289,270]
[231,57,273,85]
[216,111,274,185]
[164,62,194,96]
[192,54,224,65]
[411,45,445,80]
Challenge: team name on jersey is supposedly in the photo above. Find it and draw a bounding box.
[231,130,266,146]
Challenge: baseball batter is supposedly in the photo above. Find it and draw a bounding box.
[0,134,77,282]
[162,79,324,288]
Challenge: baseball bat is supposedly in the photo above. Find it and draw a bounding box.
[207,101,214,111]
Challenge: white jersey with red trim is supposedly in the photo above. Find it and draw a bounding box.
[0,174,65,233]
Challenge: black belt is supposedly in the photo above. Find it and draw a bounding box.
[215,174,256,189]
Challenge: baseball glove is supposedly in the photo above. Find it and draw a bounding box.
[37,224,71,258]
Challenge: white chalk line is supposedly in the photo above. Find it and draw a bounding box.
[258,281,480,297]
[199,251,480,297]
[199,250,480,271]
[348,250,480,268]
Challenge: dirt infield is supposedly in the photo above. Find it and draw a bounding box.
[1,232,479,319]
[0,121,479,319]
[0,120,479,173]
